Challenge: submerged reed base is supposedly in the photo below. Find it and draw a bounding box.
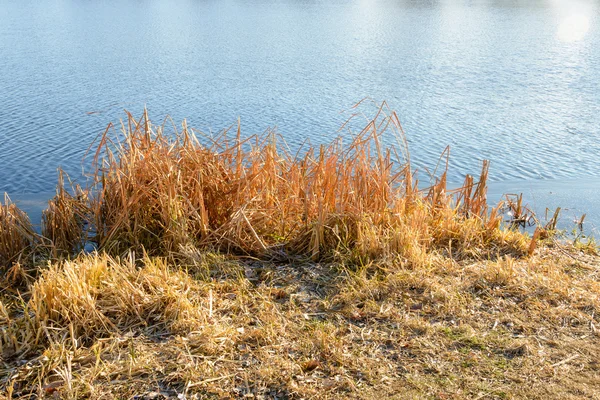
[1,105,599,399]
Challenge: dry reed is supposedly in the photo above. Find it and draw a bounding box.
[0,194,37,272]
[41,170,90,257]
[76,103,527,262]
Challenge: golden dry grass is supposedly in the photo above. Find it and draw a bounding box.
[41,171,90,258]
[2,103,527,264]
[76,104,524,263]
[1,104,598,399]
[1,246,599,399]
[0,195,37,277]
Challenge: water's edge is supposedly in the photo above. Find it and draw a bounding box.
[7,177,599,238]
[487,177,599,237]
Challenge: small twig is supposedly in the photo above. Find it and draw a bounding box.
[551,354,579,368]
[208,288,213,319]
[186,373,236,388]
[240,209,267,251]
[551,238,595,269]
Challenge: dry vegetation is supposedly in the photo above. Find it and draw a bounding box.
[1,104,599,399]
[0,195,37,272]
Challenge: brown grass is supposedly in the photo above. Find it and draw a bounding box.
[41,170,90,257]
[1,103,598,399]
[1,246,599,399]
[0,194,37,275]
[75,103,525,263]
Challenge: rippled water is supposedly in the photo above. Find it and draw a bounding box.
[1,0,599,195]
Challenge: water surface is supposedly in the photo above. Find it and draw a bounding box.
[1,0,599,230]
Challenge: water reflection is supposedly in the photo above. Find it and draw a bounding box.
[558,13,591,42]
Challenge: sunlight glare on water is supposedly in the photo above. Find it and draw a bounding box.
[558,14,591,43]
[552,0,594,43]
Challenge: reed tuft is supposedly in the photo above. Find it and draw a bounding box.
[0,194,37,272]
[1,253,208,358]
[42,170,90,257]
[79,103,526,263]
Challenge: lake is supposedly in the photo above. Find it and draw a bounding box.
[1,0,599,234]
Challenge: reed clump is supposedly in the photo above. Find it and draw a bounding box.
[41,170,90,257]
[0,194,37,272]
[1,253,208,357]
[74,104,527,263]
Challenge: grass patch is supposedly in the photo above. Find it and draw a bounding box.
[1,103,598,398]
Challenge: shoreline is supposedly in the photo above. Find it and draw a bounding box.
[7,176,599,237]
[486,177,600,236]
